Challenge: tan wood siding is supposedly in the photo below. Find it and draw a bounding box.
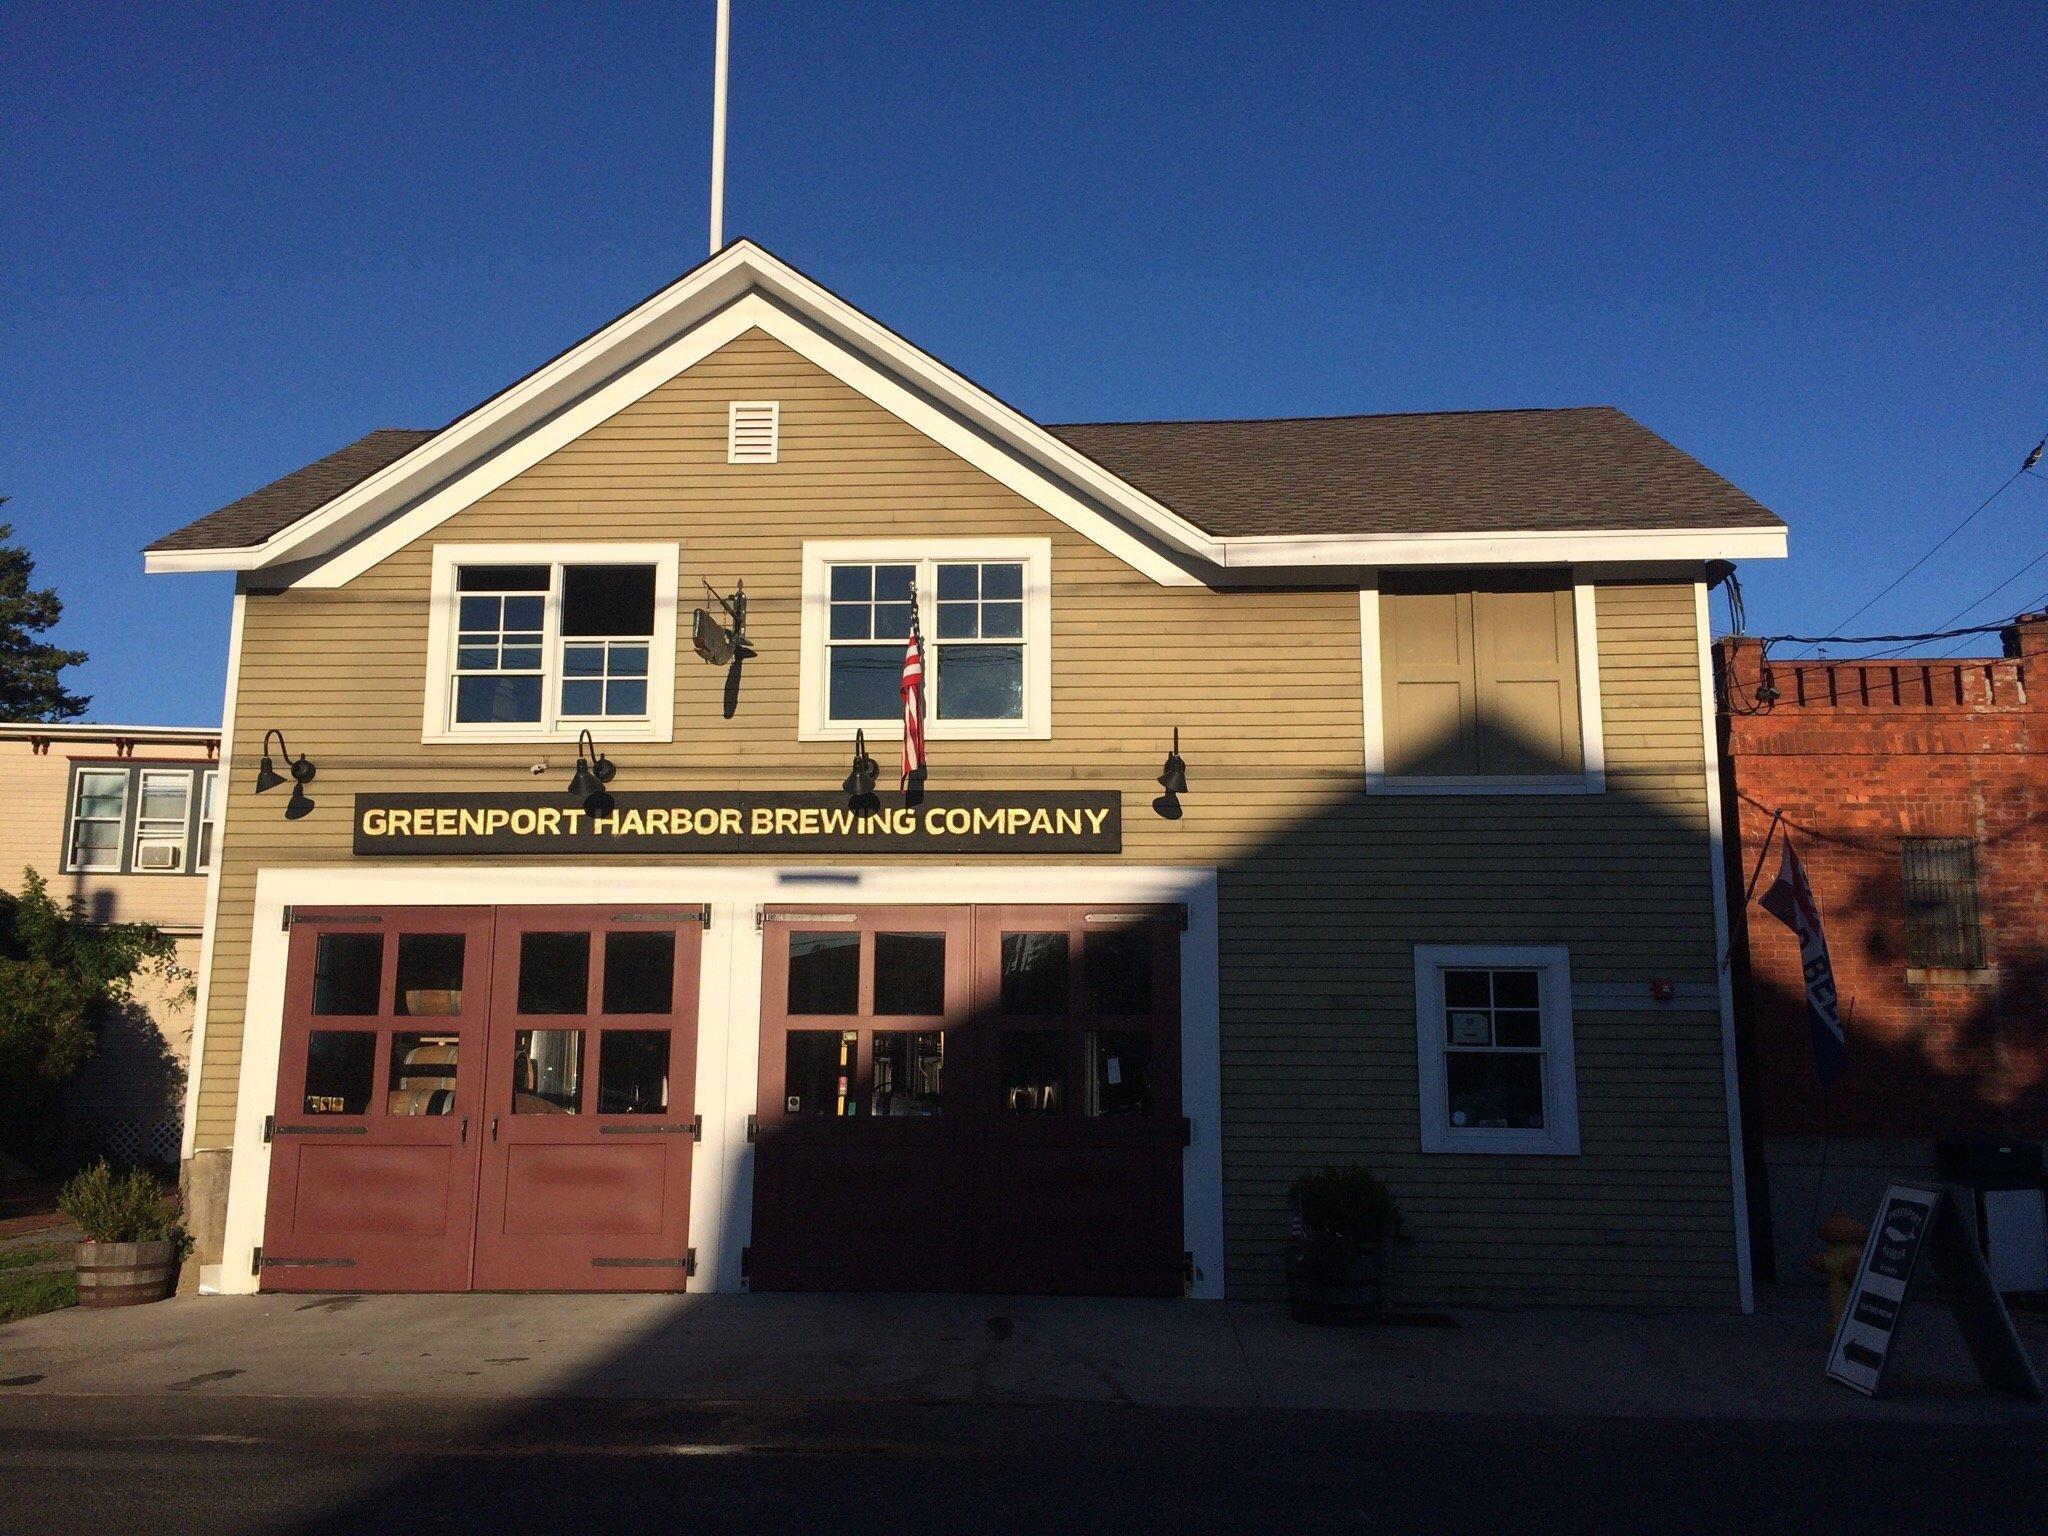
[192,330,1734,1306]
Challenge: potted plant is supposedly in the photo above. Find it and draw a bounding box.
[1287,1164,1402,1325]
[58,1160,190,1308]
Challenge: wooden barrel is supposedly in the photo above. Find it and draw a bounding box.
[73,1240,177,1308]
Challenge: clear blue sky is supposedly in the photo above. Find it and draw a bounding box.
[5,3,2042,725]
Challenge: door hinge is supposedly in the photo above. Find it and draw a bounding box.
[1180,1116,1194,1147]
[698,906,712,929]
[745,1113,758,1143]
[686,1247,697,1277]
[251,1245,262,1276]
[739,1245,751,1278]
[754,905,765,931]
[281,906,291,931]
[263,1113,275,1144]
[687,1115,702,1142]
[1183,1251,1197,1293]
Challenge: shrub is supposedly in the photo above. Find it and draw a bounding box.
[1290,1164,1401,1277]
[57,1160,190,1254]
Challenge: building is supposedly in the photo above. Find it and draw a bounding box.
[1717,616,2048,1288]
[0,721,220,1165]
[145,242,1786,1304]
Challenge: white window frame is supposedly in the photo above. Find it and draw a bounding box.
[423,542,680,744]
[1358,573,1606,795]
[798,538,1052,741]
[131,769,193,872]
[65,767,130,872]
[196,768,220,873]
[1413,943,1580,1155]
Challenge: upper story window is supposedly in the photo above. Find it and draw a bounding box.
[1362,574,1604,795]
[63,762,216,876]
[799,538,1052,741]
[423,544,680,744]
[1413,944,1580,1156]
[1900,837,1987,971]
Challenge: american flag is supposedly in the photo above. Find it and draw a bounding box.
[899,614,926,791]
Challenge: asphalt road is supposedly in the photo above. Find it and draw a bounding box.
[4,1395,2044,1536]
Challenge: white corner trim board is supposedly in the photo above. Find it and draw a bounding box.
[140,242,1787,587]
[1358,580,1607,796]
[215,863,1225,1300]
[1695,579,1756,1314]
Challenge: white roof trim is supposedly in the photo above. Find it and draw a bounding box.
[141,241,1788,583]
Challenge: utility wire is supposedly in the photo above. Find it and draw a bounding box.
[1799,436,2045,656]
[1915,546,2048,658]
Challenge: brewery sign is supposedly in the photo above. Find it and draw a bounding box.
[354,790,1121,856]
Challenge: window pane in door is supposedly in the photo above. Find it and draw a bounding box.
[1445,1052,1545,1130]
[1083,929,1152,1015]
[513,1029,583,1113]
[874,932,945,1015]
[303,1031,376,1114]
[597,1030,670,1114]
[788,932,859,1014]
[395,933,465,1016]
[935,645,1023,720]
[387,1033,459,1115]
[518,931,591,1014]
[785,1030,857,1117]
[1000,1031,1068,1113]
[872,1031,943,1115]
[1000,932,1069,1015]
[603,931,676,1014]
[1087,1030,1152,1116]
[312,933,383,1015]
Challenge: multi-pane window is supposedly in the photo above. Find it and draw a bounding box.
[132,771,193,871]
[1900,837,1986,969]
[67,769,129,870]
[196,771,219,872]
[808,543,1049,736]
[933,562,1025,721]
[454,566,548,725]
[439,554,668,736]
[827,562,916,721]
[1414,945,1579,1155]
[64,763,215,876]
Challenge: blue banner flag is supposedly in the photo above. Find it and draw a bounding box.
[1757,835,1848,1086]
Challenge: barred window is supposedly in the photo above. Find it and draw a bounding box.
[1900,838,1986,969]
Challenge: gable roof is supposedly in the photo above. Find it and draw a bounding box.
[143,240,1784,581]
[1047,409,1781,539]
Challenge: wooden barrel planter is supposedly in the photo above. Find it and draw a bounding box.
[74,1239,177,1308]
[1286,1239,1389,1326]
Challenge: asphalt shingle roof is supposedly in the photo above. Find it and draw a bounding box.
[147,407,1779,555]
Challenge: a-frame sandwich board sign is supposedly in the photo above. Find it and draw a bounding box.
[1826,1182,2042,1402]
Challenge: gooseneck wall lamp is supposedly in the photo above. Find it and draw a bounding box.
[568,729,617,817]
[254,729,317,821]
[842,728,881,814]
[1152,727,1188,821]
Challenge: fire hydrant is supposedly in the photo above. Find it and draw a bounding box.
[1808,1210,1868,1333]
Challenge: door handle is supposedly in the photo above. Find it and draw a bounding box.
[490,1114,500,1142]
[459,1116,469,1144]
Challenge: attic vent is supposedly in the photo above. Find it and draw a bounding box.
[728,400,779,464]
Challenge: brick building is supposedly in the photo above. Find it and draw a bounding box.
[1716,611,2047,1286]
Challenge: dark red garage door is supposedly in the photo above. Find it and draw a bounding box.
[260,906,701,1292]
[750,904,1184,1296]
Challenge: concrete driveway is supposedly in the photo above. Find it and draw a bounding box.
[4,1287,2043,1425]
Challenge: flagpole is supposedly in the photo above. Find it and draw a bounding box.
[709,0,730,255]
[1741,806,1785,903]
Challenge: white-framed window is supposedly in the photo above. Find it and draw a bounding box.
[132,770,193,871]
[1413,944,1580,1155]
[798,538,1052,741]
[422,543,680,744]
[67,768,129,871]
[1359,574,1605,795]
[196,769,219,873]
